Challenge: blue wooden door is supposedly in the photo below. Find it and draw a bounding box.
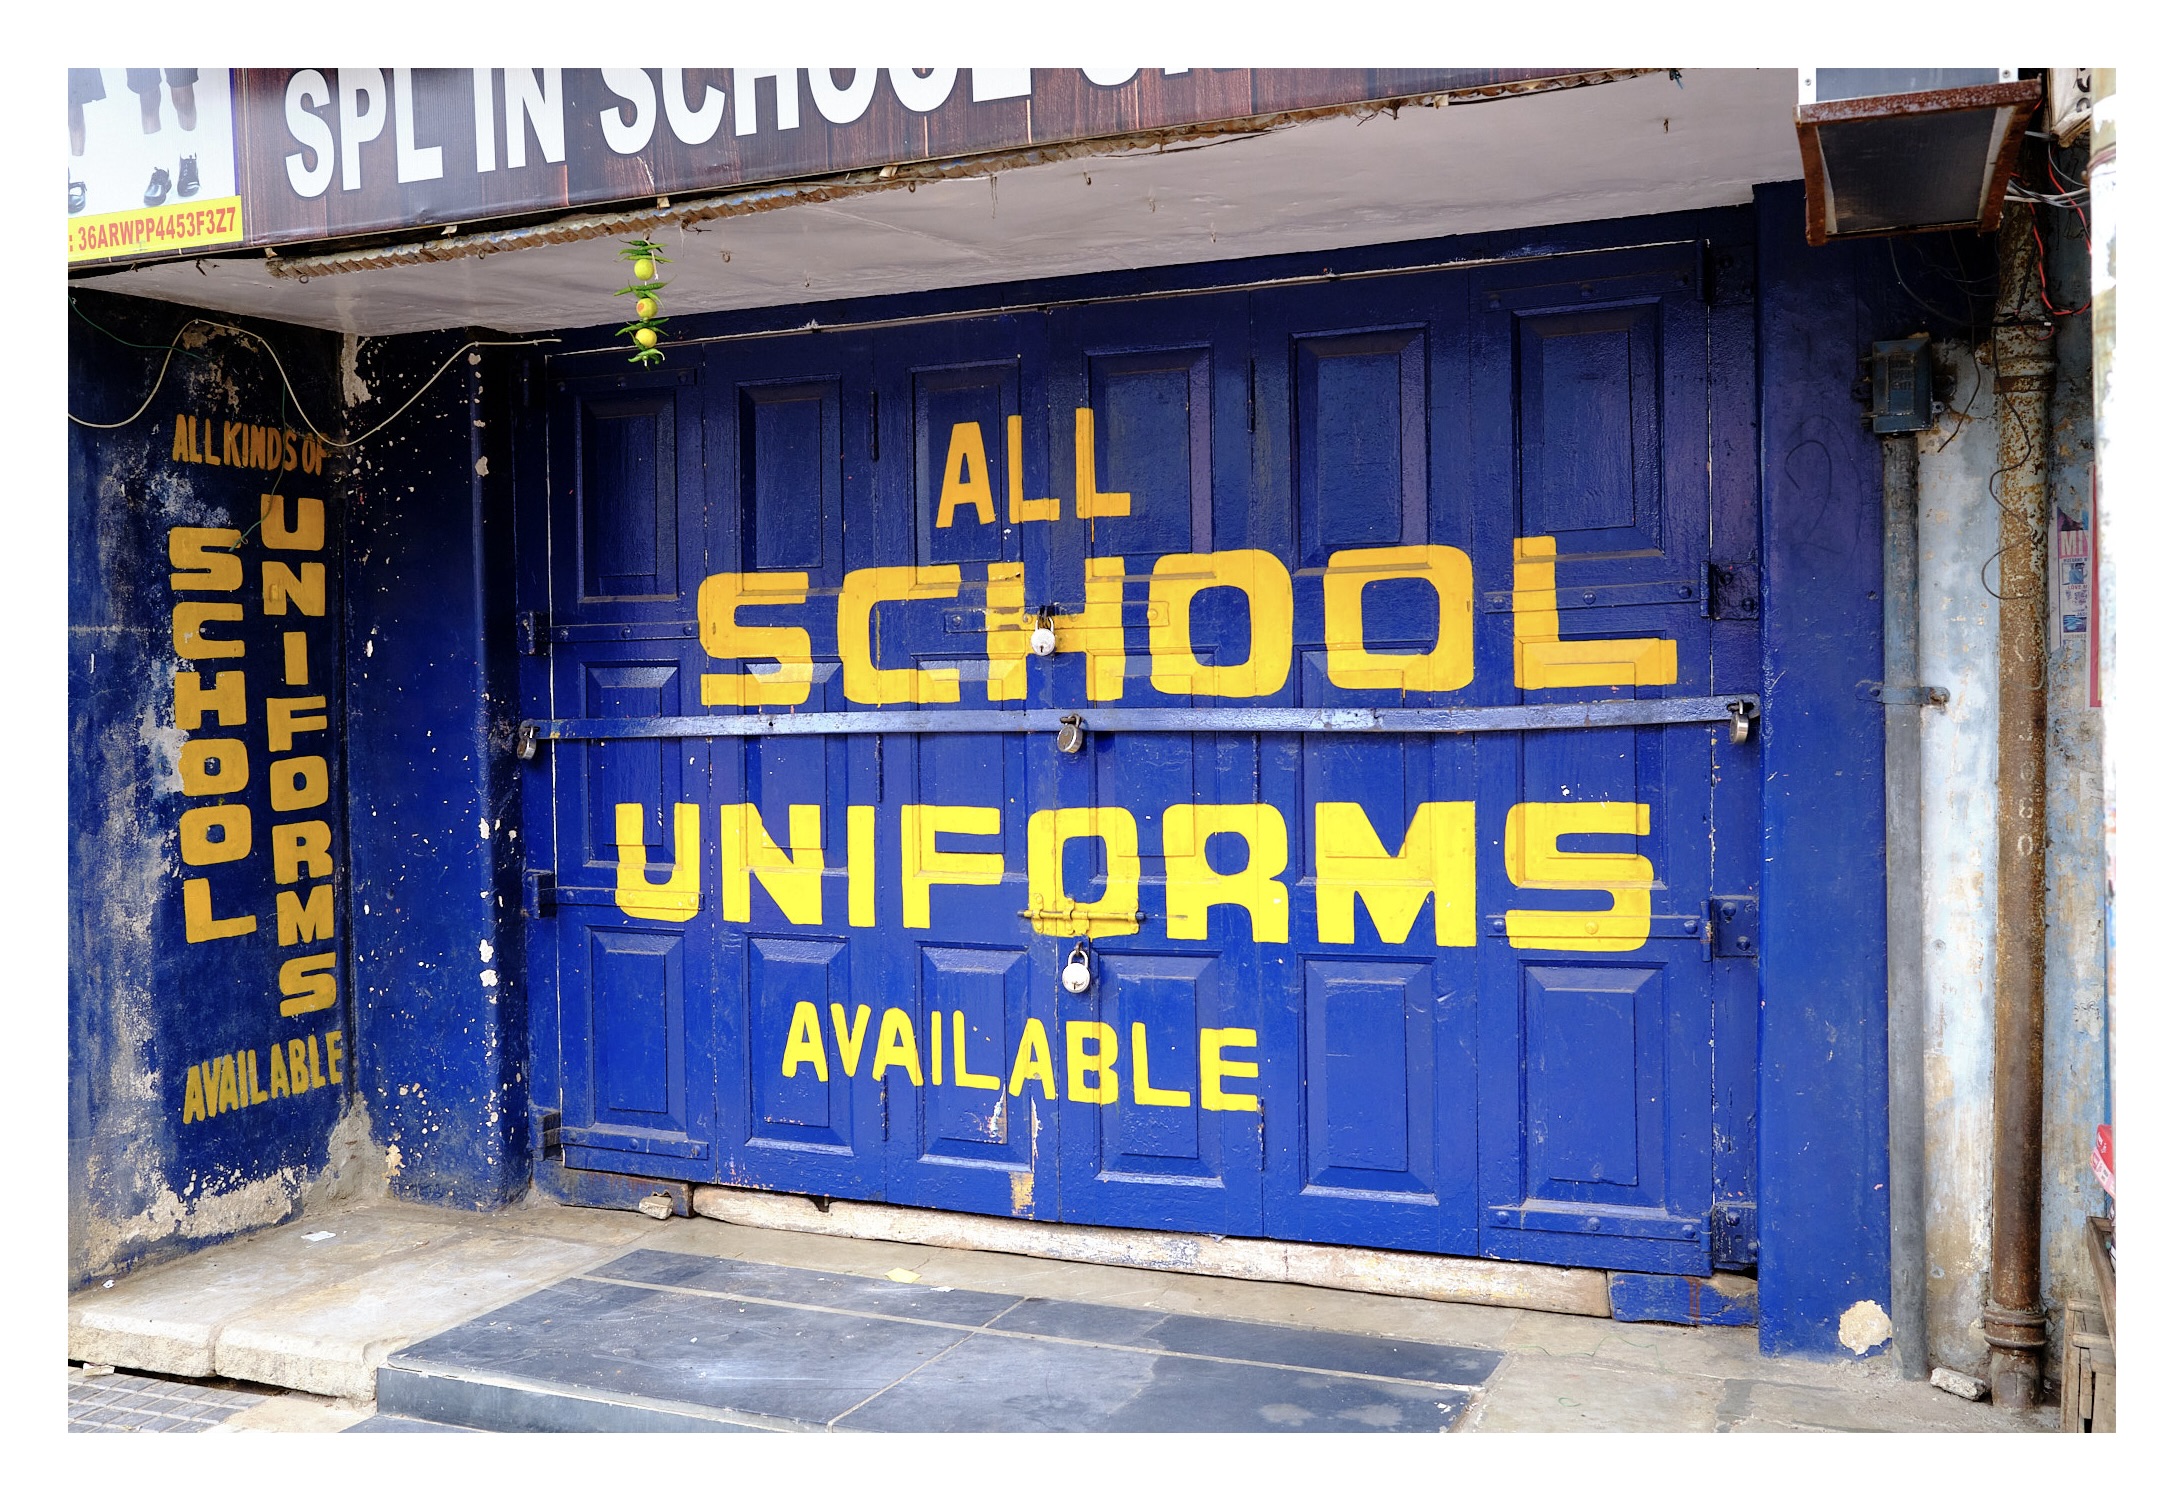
[528,238,1760,1275]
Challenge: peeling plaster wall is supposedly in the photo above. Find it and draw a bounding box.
[68,290,372,1287]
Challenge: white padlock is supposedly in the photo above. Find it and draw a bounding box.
[1061,942,1094,995]
[1029,623,1057,657]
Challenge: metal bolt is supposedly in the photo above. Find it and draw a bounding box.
[620,627,631,639]
[1721,902,1737,919]
[1582,590,1596,604]
[1682,1224,1697,1239]
[1683,918,1698,934]
[1726,1210,1742,1226]
[1490,917,1506,933]
[1495,1210,1511,1225]
[1678,584,1692,598]
[1737,936,1753,951]
[1585,1217,1601,1233]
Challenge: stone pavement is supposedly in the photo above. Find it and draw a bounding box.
[66,1196,2055,1433]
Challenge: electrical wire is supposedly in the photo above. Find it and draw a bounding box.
[67,300,559,442]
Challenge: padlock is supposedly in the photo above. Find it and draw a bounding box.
[1030,617,1057,657]
[1061,941,1094,995]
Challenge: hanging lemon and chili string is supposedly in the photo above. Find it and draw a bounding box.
[616,238,669,365]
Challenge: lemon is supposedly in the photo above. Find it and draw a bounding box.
[634,327,659,349]
[636,296,658,320]
[631,256,655,280]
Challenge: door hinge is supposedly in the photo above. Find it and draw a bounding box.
[1710,896,1758,959]
[523,868,557,919]
[538,1109,564,1161]
[517,610,549,656]
[1707,561,1759,620]
[1711,1200,1758,1269]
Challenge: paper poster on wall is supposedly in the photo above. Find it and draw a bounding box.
[67,68,243,263]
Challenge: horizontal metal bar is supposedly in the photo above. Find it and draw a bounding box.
[524,694,1758,744]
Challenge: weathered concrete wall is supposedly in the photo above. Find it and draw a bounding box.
[68,289,376,1287]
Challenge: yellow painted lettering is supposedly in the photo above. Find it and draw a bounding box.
[720,803,823,924]
[1073,407,1130,519]
[870,1006,925,1086]
[183,877,258,941]
[935,420,997,528]
[1163,803,1289,942]
[260,493,325,551]
[1026,805,1141,936]
[222,421,243,467]
[1148,549,1293,698]
[288,1038,311,1093]
[306,1032,328,1088]
[1314,801,1477,946]
[280,953,338,1018]
[780,999,829,1081]
[326,1030,344,1084]
[848,805,876,927]
[839,566,962,704]
[1130,1022,1192,1108]
[1064,1020,1119,1104]
[953,1011,1002,1090]
[178,737,249,797]
[247,1048,269,1104]
[269,754,329,813]
[268,1041,291,1098]
[615,802,702,921]
[282,631,310,686]
[172,413,192,463]
[697,571,815,707]
[1511,536,1677,688]
[1199,1027,1259,1112]
[180,803,253,866]
[262,560,327,617]
[182,1063,207,1122]
[1007,1017,1057,1099]
[276,883,335,946]
[1504,801,1655,951]
[831,1002,872,1076]
[175,670,247,730]
[1323,544,1475,691]
[173,601,245,659]
[168,527,243,591]
[215,1054,240,1113]
[1006,413,1060,522]
[900,804,1003,928]
[983,558,1127,702]
[265,696,328,752]
[270,820,333,884]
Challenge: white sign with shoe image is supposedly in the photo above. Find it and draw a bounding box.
[68,68,243,263]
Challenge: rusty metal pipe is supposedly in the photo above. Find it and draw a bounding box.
[1985,202,2055,1409]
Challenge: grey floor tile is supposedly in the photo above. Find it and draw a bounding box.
[590,1249,1022,1327]
[345,1414,484,1432]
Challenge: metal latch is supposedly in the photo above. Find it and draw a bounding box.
[1711,1200,1759,1269]
[1710,896,1758,959]
[523,869,557,919]
[538,1109,563,1160]
[1860,680,1949,707]
[515,721,539,761]
[517,610,549,656]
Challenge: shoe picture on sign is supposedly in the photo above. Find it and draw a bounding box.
[143,166,171,206]
[178,155,199,198]
[69,178,87,213]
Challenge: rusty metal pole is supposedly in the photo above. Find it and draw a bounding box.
[1985,201,2055,1408]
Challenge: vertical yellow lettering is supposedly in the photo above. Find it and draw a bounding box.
[183,877,258,942]
[1199,1028,1259,1112]
[269,754,329,812]
[1148,550,1293,698]
[326,1030,344,1084]
[288,1038,311,1094]
[306,1033,328,1088]
[870,1006,925,1085]
[1008,1018,1057,1099]
[271,820,333,884]
[720,803,823,924]
[268,1043,291,1099]
[260,493,326,550]
[614,802,702,921]
[173,601,245,659]
[279,954,338,1017]
[168,527,243,591]
[697,571,815,707]
[1510,536,1677,688]
[214,1054,240,1114]
[276,884,335,945]
[222,421,243,467]
[182,1064,207,1123]
[1323,544,1475,691]
[175,670,248,730]
[838,565,962,704]
[1163,803,1290,942]
[1073,407,1131,519]
[831,1002,872,1076]
[178,738,249,797]
[1026,806,1141,936]
[1504,801,1655,951]
[780,999,829,1081]
[900,804,1003,928]
[930,1009,944,1085]
[983,559,1127,702]
[848,805,876,927]
[180,804,253,865]
[247,1048,269,1104]
[953,1011,1002,1090]
[282,631,310,686]
[1130,1023,1192,1107]
[172,413,192,464]
[265,696,328,752]
[1313,801,1477,946]
[935,421,997,528]
[262,560,327,617]
[1006,413,1060,522]
[1064,1020,1119,1104]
